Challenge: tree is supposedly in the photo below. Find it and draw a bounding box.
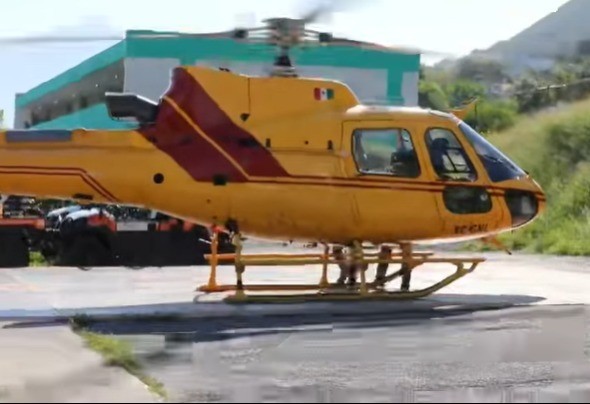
[455,57,507,83]
[421,64,454,88]
[465,100,518,134]
[418,81,450,111]
[444,80,487,107]
[513,77,544,113]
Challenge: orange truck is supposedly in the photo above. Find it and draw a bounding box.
[0,195,45,267]
[40,204,235,267]
[0,196,234,268]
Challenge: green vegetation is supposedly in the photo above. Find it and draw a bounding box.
[493,99,590,255]
[71,322,168,400]
[420,56,590,134]
[29,251,47,266]
[472,97,590,255]
[422,55,590,256]
[420,61,519,134]
[464,99,518,134]
[418,80,449,111]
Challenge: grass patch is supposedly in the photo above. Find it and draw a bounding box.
[73,324,168,400]
[29,251,47,267]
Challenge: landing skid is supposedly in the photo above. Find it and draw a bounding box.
[197,232,485,304]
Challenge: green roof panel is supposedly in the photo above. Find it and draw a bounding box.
[16,41,127,108]
[17,30,419,109]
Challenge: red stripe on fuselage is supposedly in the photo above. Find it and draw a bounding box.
[0,165,119,201]
[167,68,289,178]
[139,68,545,206]
[0,168,115,202]
[138,98,247,183]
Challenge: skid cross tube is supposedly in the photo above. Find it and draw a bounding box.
[224,261,482,304]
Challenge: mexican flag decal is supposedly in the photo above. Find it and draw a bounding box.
[314,88,334,101]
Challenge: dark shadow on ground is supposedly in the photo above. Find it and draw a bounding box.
[1,293,547,342]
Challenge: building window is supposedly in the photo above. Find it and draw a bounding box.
[425,128,477,182]
[353,128,420,178]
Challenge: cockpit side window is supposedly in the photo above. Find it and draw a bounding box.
[425,128,478,182]
[353,128,420,178]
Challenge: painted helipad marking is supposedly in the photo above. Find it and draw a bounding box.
[0,283,40,292]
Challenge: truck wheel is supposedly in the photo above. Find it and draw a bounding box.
[61,235,112,268]
[0,234,30,268]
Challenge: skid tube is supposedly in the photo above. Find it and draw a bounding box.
[196,232,486,304]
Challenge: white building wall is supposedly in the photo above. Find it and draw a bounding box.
[123,58,181,101]
[124,58,418,106]
[401,72,419,107]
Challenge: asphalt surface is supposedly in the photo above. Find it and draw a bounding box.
[80,303,590,403]
[2,247,590,403]
[0,321,158,403]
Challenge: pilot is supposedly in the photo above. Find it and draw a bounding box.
[430,137,451,178]
[390,149,419,177]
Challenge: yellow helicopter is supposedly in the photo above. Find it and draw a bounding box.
[0,10,545,303]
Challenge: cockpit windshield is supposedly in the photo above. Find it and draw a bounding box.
[458,121,527,183]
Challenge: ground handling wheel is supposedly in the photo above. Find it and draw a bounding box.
[57,234,113,268]
[0,231,30,268]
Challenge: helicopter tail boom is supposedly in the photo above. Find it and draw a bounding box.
[0,129,156,205]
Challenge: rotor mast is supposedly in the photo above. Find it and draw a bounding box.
[263,17,306,78]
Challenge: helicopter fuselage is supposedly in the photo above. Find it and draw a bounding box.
[0,66,545,245]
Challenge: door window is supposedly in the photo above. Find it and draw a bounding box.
[425,128,478,182]
[352,128,420,178]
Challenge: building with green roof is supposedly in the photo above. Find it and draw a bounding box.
[14,29,421,130]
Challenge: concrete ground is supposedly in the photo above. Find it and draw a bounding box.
[2,247,590,402]
[0,321,158,403]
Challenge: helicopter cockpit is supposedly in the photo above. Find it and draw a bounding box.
[349,118,526,186]
[425,127,478,182]
[457,121,528,183]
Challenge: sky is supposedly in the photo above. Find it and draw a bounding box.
[0,0,570,127]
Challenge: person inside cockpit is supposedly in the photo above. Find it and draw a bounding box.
[430,137,451,178]
[354,128,421,178]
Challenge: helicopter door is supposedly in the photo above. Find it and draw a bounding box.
[341,121,442,239]
[423,127,504,237]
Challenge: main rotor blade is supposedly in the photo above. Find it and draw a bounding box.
[385,45,458,58]
[327,36,458,58]
[0,35,124,45]
[299,0,363,24]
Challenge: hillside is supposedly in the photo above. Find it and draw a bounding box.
[486,0,590,60]
[449,0,590,77]
[484,97,590,255]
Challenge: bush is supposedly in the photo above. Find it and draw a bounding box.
[483,98,590,256]
[418,81,450,111]
[444,80,487,108]
[465,100,518,134]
